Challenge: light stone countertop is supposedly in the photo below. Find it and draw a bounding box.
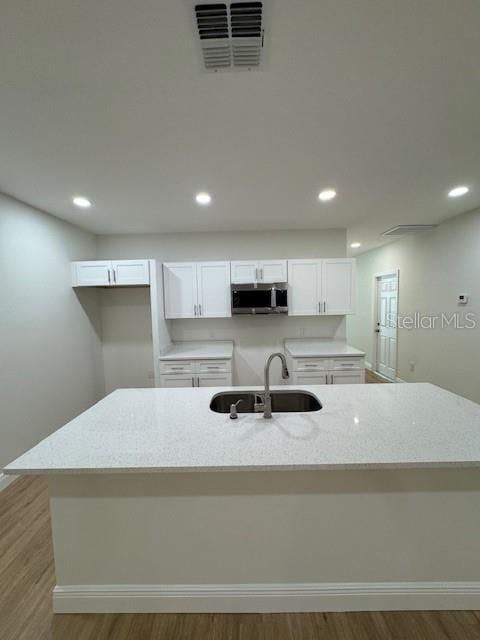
[285,339,365,358]
[4,383,480,475]
[159,341,234,361]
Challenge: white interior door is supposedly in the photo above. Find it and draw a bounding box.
[197,262,231,318]
[163,263,198,319]
[322,259,356,315]
[375,273,398,380]
[260,260,287,283]
[287,260,321,316]
[230,261,259,283]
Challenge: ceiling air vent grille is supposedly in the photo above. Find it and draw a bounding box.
[193,1,265,72]
[382,224,438,237]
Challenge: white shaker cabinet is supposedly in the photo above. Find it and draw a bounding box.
[288,258,356,316]
[287,260,322,316]
[196,262,232,318]
[322,259,356,315]
[163,262,231,319]
[163,263,198,318]
[110,260,150,286]
[72,260,150,287]
[230,260,287,284]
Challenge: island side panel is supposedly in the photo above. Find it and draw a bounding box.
[49,469,480,613]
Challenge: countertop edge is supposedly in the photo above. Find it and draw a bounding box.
[5,460,480,475]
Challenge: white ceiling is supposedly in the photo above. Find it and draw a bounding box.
[1,0,480,253]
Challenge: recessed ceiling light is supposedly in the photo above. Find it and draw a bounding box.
[195,192,212,206]
[73,196,92,208]
[448,185,469,198]
[350,242,361,249]
[318,189,337,202]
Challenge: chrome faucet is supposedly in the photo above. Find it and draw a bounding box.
[259,352,290,419]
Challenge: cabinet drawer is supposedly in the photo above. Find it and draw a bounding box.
[293,358,329,372]
[198,360,231,373]
[197,373,232,387]
[159,360,195,374]
[159,374,195,388]
[292,372,328,385]
[329,357,364,371]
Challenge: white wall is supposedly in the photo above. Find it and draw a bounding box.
[347,208,480,403]
[97,229,347,389]
[0,194,103,471]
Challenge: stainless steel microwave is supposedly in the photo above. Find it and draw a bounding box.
[231,282,288,315]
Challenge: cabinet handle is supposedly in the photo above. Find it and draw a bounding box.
[171,367,184,370]
[107,269,111,284]
[199,304,202,316]
[324,301,326,313]
[194,304,197,316]
[112,268,116,284]
[206,366,220,369]
[197,376,200,386]
[260,268,263,281]
[318,301,321,313]
[191,377,195,386]
[255,268,258,281]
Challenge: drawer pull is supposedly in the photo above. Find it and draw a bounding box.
[304,364,318,367]
[206,366,220,369]
[171,367,185,370]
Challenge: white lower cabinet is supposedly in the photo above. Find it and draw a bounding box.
[159,359,232,387]
[288,355,365,385]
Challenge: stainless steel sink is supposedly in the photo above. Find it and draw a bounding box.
[210,390,322,414]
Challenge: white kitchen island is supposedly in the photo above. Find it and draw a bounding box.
[5,383,480,613]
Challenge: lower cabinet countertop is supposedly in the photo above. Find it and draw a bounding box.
[159,340,234,361]
[285,339,365,358]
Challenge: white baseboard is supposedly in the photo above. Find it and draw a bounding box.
[0,473,17,492]
[53,582,480,614]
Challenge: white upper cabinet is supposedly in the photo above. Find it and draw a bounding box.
[163,262,231,319]
[321,259,356,315]
[111,260,150,286]
[288,258,356,316]
[72,261,112,287]
[288,260,322,316]
[196,262,231,318]
[260,260,288,283]
[230,260,287,284]
[230,261,259,284]
[163,263,198,319]
[72,260,150,287]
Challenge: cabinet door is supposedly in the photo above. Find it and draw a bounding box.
[292,372,328,385]
[160,374,196,388]
[322,259,356,315]
[259,260,287,283]
[197,373,232,387]
[111,260,150,286]
[329,371,364,384]
[287,260,321,316]
[72,261,112,287]
[197,262,231,318]
[230,261,259,284]
[163,263,198,319]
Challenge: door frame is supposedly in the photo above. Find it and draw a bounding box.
[373,269,399,381]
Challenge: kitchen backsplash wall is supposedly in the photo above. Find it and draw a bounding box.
[97,228,347,391]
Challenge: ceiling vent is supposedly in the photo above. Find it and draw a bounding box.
[192,1,266,72]
[382,224,438,237]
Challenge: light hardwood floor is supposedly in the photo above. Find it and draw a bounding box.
[3,473,480,639]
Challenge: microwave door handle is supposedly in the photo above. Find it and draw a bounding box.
[271,286,276,308]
